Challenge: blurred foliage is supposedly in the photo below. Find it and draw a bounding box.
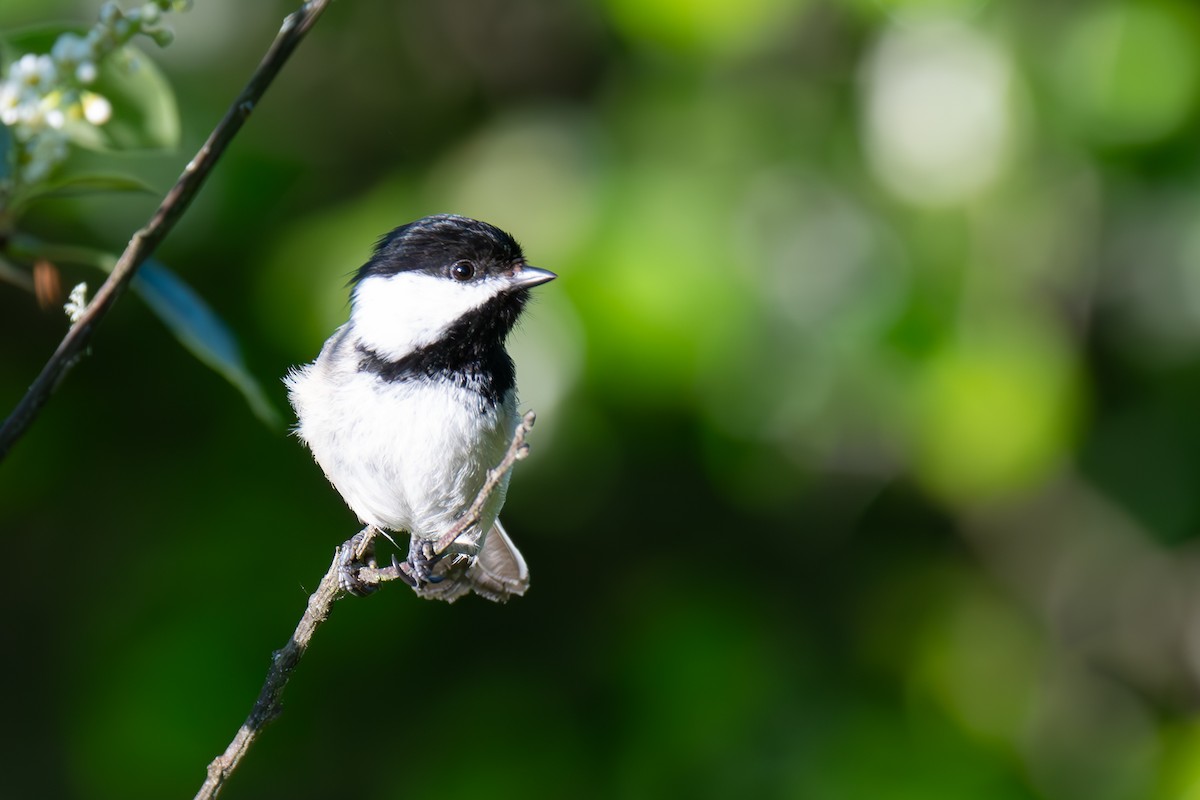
[0,5,277,425]
[5,0,1200,798]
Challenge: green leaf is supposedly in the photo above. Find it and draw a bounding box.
[5,235,116,270]
[71,45,180,152]
[1,24,181,152]
[21,172,158,202]
[133,261,282,428]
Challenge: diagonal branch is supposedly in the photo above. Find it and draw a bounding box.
[0,0,333,463]
[194,411,537,800]
[195,555,341,800]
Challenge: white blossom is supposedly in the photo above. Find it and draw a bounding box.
[99,2,122,27]
[15,54,58,90]
[50,34,91,68]
[0,0,186,188]
[20,131,69,183]
[81,93,113,125]
[63,282,90,324]
[0,83,19,126]
[75,62,99,85]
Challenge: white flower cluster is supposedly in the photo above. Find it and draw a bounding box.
[0,0,190,187]
[64,281,90,324]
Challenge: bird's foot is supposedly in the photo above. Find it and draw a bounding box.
[337,528,380,597]
[408,539,446,585]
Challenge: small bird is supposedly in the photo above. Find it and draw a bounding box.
[286,214,556,602]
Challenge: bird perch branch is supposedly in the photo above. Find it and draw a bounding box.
[0,0,332,463]
[194,411,537,800]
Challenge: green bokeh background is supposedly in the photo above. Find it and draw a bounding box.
[6,0,1200,798]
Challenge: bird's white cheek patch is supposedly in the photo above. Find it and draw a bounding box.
[351,273,505,359]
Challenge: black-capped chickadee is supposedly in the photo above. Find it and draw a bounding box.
[286,214,556,603]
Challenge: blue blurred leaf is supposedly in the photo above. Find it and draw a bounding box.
[0,123,11,183]
[134,261,281,427]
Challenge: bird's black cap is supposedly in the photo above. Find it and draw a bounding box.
[355,214,525,284]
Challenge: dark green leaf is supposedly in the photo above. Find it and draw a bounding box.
[0,256,33,292]
[134,261,281,428]
[70,45,180,152]
[0,24,64,66]
[21,172,158,201]
[5,234,116,270]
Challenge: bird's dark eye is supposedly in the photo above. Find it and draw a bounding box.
[450,260,476,282]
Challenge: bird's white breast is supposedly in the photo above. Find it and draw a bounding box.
[286,325,516,539]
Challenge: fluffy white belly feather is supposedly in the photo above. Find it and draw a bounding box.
[286,327,516,540]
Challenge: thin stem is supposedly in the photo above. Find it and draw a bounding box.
[0,0,332,463]
[434,409,536,553]
[195,555,341,800]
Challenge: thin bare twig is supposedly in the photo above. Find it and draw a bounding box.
[195,411,537,799]
[195,554,341,800]
[0,0,332,463]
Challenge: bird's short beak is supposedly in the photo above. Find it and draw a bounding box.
[509,265,557,289]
